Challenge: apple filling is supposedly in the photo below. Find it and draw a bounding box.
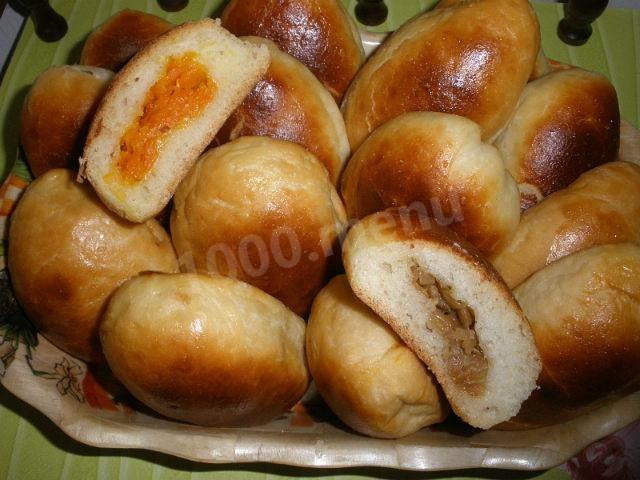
[411,263,488,396]
[115,52,216,183]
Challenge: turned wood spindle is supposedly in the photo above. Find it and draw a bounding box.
[355,0,388,27]
[558,0,609,46]
[157,0,189,12]
[14,0,67,42]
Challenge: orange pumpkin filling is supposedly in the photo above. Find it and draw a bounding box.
[116,52,216,183]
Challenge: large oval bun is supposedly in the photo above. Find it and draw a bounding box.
[100,272,310,427]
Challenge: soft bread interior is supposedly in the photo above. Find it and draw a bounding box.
[83,19,269,222]
[347,241,540,429]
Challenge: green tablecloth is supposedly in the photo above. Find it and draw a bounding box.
[1,1,638,478]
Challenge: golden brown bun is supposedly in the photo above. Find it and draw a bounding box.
[100,272,309,427]
[341,0,540,150]
[495,68,620,210]
[8,169,178,362]
[20,65,113,177]
[341,112,520,255]
[342,209,541,429]
[220,0,364,101]
[490,161,640,288]
[504,244,640,428]
[213,37,350,184]
[307,275,448,438]
[171,137,347,316]
[80,9,172,71]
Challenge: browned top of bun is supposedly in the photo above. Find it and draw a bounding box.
[20,66,112,177]
[80,9,172,71]
[496,68,619,206]
[340,112,520,255]
[221,0,364,101]
[342,0,540,149]
[8,169,178,362]
[100,272,308,427]
[213,37,349,184]
[171,137,347,316]
[491,161,640,288]
[506,244,640,428]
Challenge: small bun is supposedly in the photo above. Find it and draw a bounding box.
[490,161,640,288]
[80,9,172,71]
[100,272,309,427]
[171,136,347,316]
[495,68,620,210]
[213,37,350,184]
[341,112,520,255]
[342,208,541,429]
[20,65,113,177]
[8,169,178,362]
[508,244,640,428]
[221,0,365,101]
[342,0,540,149]
[307,275,448,438]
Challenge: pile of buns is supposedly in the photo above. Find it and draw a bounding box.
[9,0,639,436]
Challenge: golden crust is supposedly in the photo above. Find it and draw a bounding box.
[7,169,178,362]
[504,244,640,428]
[213,37,349,184]
[496,68,620,210]
[171,136,347,316]
[100,272,309,427]
[490,161,640,288]
[342,0,540,150]
[307,275,448,438]
[340,112,520,255]
[80,9,172,71]
[20,65,112,177]
[221,0,364,101]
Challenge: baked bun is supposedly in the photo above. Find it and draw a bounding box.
[20,65,113,177]
[342,0,540,150]
[342,208,541,429]
[507,244,640,428]
[82,19,270,222]
[213,37,349,184]
[221,0,364,102]
[100,272,309,427]
[171,136,347,316]
[495,67,620,210]
[307,275,448,438]
[8,169,178,362]
[490,161,640,288]
[341,112,520,255]
[80,9,172,71]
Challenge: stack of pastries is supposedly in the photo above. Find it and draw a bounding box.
[8,0,639,436]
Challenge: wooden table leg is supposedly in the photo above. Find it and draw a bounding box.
[558,0,609,46]
[355,0,388,27]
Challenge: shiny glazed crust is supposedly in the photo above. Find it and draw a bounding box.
[80,9,172,71]
[490,161,640,288]
[508,244,640,427]
[221,0,365,101]
[213,37,350,184]
[100,272,309,427]
[19,65,113,177]
[7,169,178,362]
[307,275,448,438]
[495,67,620,210]
[341,0,540,150]
[171,136,347,316]
[340,112,520,255]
